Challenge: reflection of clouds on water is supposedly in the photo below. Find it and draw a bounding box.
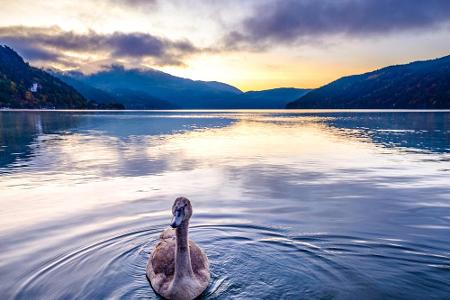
[0,111,235,171]
[1,111,450,300]
[1,111,449,175]
[1,111,448,233]
[225,163,450,232]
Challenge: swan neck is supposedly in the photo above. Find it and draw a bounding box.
[174,219,193,279]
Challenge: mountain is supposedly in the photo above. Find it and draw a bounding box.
[73,65,242,109]
[53,72,119,104]
[54,72,170,109]
[0,45,89,109]
[287,55,450,109]
[108,89,176,109]
[61,66,308,109]
[1,45,308,109]
[236,88,310,109]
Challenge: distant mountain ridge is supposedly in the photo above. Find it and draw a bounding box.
[57,66,309,109]
[287,55,450,109]
[53,71,173,109]
[0,44,311,109]
[0,45,88,109]
[2,44,449,110]
[74,65,242,109]
[237,88,310,108]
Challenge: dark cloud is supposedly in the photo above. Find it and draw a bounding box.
[15,45,60,62]
[225,0,450,48]
[0,26,200,68]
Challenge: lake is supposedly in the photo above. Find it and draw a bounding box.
[0,110,449,299]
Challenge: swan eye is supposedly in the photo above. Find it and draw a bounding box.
[175,204,186,212]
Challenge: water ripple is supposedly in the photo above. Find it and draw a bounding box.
[8,221,449,299]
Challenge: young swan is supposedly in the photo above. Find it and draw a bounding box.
[147,197,210,300]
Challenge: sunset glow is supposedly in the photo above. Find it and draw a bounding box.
[1,0,450,90]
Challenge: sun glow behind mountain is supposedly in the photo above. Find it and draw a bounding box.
[1,0,450,90]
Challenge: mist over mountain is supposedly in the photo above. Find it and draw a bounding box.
[10,43,450,111]
[53,71,173,109]
[287,55,450,109]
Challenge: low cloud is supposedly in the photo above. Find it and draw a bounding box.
[225,0,450,49]
[0,26,202,69]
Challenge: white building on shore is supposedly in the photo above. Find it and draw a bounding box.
[30,83,39,92]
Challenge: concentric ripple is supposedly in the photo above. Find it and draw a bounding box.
[10,220,450,300]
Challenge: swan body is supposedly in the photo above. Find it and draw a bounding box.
[147,197,210,300]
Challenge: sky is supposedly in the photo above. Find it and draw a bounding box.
[0,0,450,91]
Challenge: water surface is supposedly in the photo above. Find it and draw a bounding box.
[0,110,449,299]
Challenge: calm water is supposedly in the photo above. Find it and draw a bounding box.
[0,110,449,299]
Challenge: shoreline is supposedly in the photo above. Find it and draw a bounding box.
[1,108,450,113]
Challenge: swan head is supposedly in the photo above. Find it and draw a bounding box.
[170,197,192,228]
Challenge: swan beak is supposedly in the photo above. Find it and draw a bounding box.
[170,209,184,228]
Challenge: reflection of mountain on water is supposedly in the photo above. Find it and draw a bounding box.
[71,112,235,138]
[0,111,235,170]
[1,111,448,172]
[319,112,450,153]
[0,112,81,169]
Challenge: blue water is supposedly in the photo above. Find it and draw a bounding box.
[0,110,449,299]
